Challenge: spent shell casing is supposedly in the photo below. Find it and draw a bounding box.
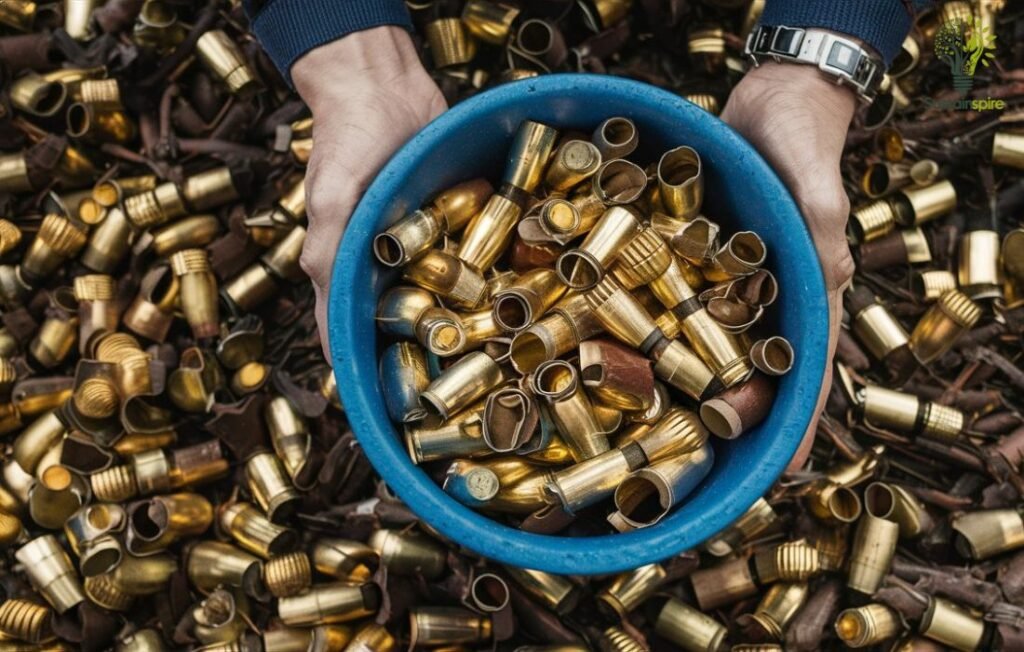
[13,411,66,475]
[747,582,809,641]
[503,120,558,194]
[406,403,489,462]
[657,146,704,220]
[492,268,567,332]
[369,529,446,580]
[456,193,522,272]
[312,538,378,582]
[992,131,1024,170]
[912,269,957,301]
[704,231,767,282]
[611,444,713,529]
[278,582,380,626]
[151,215,222,258]
[187,541,262,594]
[376,286,436,339]
[690,557,759,610]
[908,288,982,364]
[373,208,445,268]
[379,342,429,424]
[752,539,821,584]
[504,566,580,615]
[546,446,641,514]
[115,628,167,652]
[244,452,301,524]
[196,29,257,94]
[532,359,609,462]
[84,573,135,612]
[126,493,213,555]
[220,502,298,559]
[847,512,898,595]
[443,459,500,507]
[170,249,219,339]
[345,623,396,652]
[404,250,487,309]
[15,535,85,613]
[704,497,777,556]
[579,338,655,411]
[409,607,492,647]
[121,265,178,342]
[558,206,642,290]
[262,625,353,652]
[648,337,720,401]
[597,563,667,617]
[655,597,728,652]
[267,396,313,485]
[264,551,312,598]
[591,117,639,160]
[419,352,503,421]
[835,603,901,648]
[544,140,602,191]
[461,0,521,43]
[21,214,87,283]
[599,626,645,652]
[28,465,85,531]
[805,481,862,524]
[510,294,602,373]
[848,289,911,365]
[919,598,987,652]
[124,182,187,229]
[894,180,957,226]
[424,17,477,68]
[958,230,1002,300]
[860,384,964,441]
[951,508,1024,560]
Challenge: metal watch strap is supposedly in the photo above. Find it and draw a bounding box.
[744,25,885,102]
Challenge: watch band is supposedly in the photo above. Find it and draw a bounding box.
[744,25,885,102]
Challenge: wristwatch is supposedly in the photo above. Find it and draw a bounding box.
[744,25,885,102]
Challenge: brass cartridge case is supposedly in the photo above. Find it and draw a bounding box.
[192,589,246,645]
[860,384,965,440]
[546,446,640,513]
[376,286,436,338]
[167,347,222,412]
[82,207,133,273]
[655,597,728,652]
[578,339,654,412]
[110,552,177,596]
[690,557,758,610]
[650,338,720,401]
[851,302,910,363]
[835,604,901,648]
[404,250,487,309]
[419,352,503,421]
[406,403,489,462]
[151,215,222,257]
[416,307,465,356]
[599,626,645,652]
[196,30,257,94]
[958,230,1002,300]
[752,539,820,584]
[919,598,985,652]
[0,510,24,546]
[486,467,554,514]
[597,563,667,617]
[116,628,167,651]
[28,466,84,530]
[312,538,378,582]
[29,311,78,369]
[848,512,899,595]
[503,120,558,194]
[749,337,793,376]
[3,458,34,506]
[66,103,135,143]
[584,276,660,350]
[264,551,312,598]
[124,182,187,228]
[592,117,638,160]
[557,206,642,289]
[133,440,228,495]
[182,167,238,212]
[748,582,808,641]
[593,159,647,206]
[409,607,491,647]
[368,529,446,579]
[657,146,703,219]
[992,131,1024,170]
[0,0,37,31]
[374,209,445,267]
[64,0,99,39]
[705,231,767,282]
[532,359,609,461]
[425,18,477,68]
[220,502,297,559]
[443,459,500,507]
[0,599,54,644]
[10,73,67,117]
[532,198,589,245]
[84,573,134,612]
[870,482,932,538]
[262,625,353,652]
[279,582,379,626]
[849,199,896,243]
[261,225,306,282]
[456,194,522,271]
[13,411,65,475]
[230,362,268,395]
[544,140,602,191]
[806,482,862,524]
[73,274,119,352]
[503,566,580,615]
[510,295,601,373]
[345,624,396,652]
[492,269,566,332]
[0,219,22,256]
[611,444,713,529]
[0,154,32,194]
[431,178,493,232]
[462,0,520,44]
[705,497,777,556]
[468,573,509,613]
[16,535,85,613]
[266,396,312,485]
[913,270,957,301]
[245,452,301,524]
[22,214,87,282]
[127,493,213,555]
[950,508,1024,560]
[909,288,978,364]
[894,180,957,226]
[170,249,219,339]
[187,541,262,594]
[77,78,122,110]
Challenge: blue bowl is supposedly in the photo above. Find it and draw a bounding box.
[329,74,828,575]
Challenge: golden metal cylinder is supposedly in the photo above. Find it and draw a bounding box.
[13,411,66,475]
[896,180,957,226]
[503,120,558,194]
[591,117,638,160]
[373,209,444,268]
[510,295,601,373]
[312,538,377,582]
[546,447,637,514]
[544,140,602,192]
[10,73,67,117]
[456,194,522,272]
[598,626,645,652]
[424,18,477,68]
[993,131,1024,170]
[196,29,257,94]
[0,154,32,194]
[419,352,503,421]
[958,230,1002,300]
[705,497,777,556]
[919,598,985,652]
[127,493,213,555]
[690,557,758,610]
[748,582,808,640]
[344,624,396,652]
[492,269,566,332]
[753,539,821,584]
[461,0,520,44]
[835,603,901,648]
[503,566,580,615]
[611,444,713,529]
[170,249,219,339]
[368,529,446,580]
[848,512,899,595]
[404,250,487,309]
[15,535,85,613]
[187,541,262,594]
[532,359,609,462]
[266,396,312,485]
[849,199,896,243]
[558,207,642,290]
[124,182,187,228]
[84,573,134,612]
[852,303,910,362]
[0,0,37,32]
[406,403,489,462]
[245,452,301,524]
[264,551,312,598]
[951,508,1024,560]
[597,563,667,617]
[657,146,703,220]
[409,607,491,647]
[220,502,298,559]
[278,582,379,626]
[28,465,84,530]
[0,599,54,644]
[655,597,728,652]
[913,270,957,301]
[22,214,87,282]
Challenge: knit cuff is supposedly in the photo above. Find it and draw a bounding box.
[760,0,913,65]
[251,0,413,86]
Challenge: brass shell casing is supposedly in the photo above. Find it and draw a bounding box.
[267,396,312,485]
[66,103,135,143]
[753,539,821,584]
[456,194,522,272]
[849,199,896,243]
[897,180,957,226]
[220,502,298,559]
[913,288,983,364]
[651,338,719,401]
[345,623,396,652]
[444,459,500,507]
[958,230,1002,300]
[182,167,238,212]
[532,359,609,462]
[585,276,659,350]
[425,18,477,68]
[558,206,642,290]
[492,268,567,332]
[544,140,602,192]
[368,529,446,580]
[913,270,957,301]
[705,497,777,556]
[503,566,580,615]
[950,508,1024,560]
[187,541,262,594]
[170,249,219,339]
[406,404,489,462]
[597,563,667,617]
[278,582,379,626]
[13,411,66,475]
[847,513,899,595]
[116,628,167,651]
[10,73,67,117]
[264,551,312,598]
[78,78,123,110]
[546,447,636,513]
[591,117,638,160]
[82,207,133,273]
[655,597,728,652]
[151,215,222,258]
[657,146,704,219]
[124,182,187,228]
[0,219,22,256]
[992,131,1024,170]
[919,598,985,652]
[22,214,87,282]
[262,625,353,652]
[15,535,85,614]
[599,626,645,652]
[245,452,301,524]
[461,0,520,44]
[222,262,278,312]
[431,178,493,232]
[409,607,492,647]
[503,120,558,194]
[196,30,257,94]
[376,286,436,339]
[312,538,378,582]
[0,154,32,194]
[404,250,487,309]
[419,352,503,421]
[852,303,910,362]
[748,582,809,640]
[611,444,714,529]
[861,385,964,441]
[684,93,720,115]
[127,493,213,555]
[374,209,444,268]
[0,599,54,644]
[84,573,135,612]
[510,295,601,373]
[690,557,758,610]
[29,313,78,369]
[835,603,901,648]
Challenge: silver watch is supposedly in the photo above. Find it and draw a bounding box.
[744,25,885,102]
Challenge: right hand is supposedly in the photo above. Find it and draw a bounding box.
[292,26,447,361]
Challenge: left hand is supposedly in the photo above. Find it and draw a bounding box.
[721,62,858,470]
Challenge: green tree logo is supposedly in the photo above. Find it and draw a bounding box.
[935,17,997,96]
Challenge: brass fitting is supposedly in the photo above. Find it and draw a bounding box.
[510,294,601,373]
[443,459,500,507]
[610,443,714,529]
[544,140,602,192]
[84,573,135,612]
[747,582,808,641]
[77,78,123,110]
[951,508,1024,560]
[592,117,638,160]
[503,566,580,615]
[993,131,1024,170]
[151,215,222,257]
[835,604,901,648]
[21,214,87,283]
[406,403,489,462]
[124,182,187,229]
[380,341,430,424]
[368,529,446,580]
[403,250,487,310]
[196,30,258,95]
[545,446,639,514]
[245,452,301,524]
[278,582,380,626]
[126,493,213,555]
[654,597,728,652]
[264,551,312,598]
[82,208,135,273]
[122,265,178,342]
[919,598,986,652]
[424,18,477,68]
[220,502,298,559]
[849,198,897,244]
[704,497,777,556]
[266,396,313,486]
[15,535,85,613]
[170,249,220,339]
[186,541,262,595]
[409,607,492,647]
[848,510,899,595]
[456,193,522,271]
[657,146,703,220]
[0,599,54,644]
[860,384,965,441]
[492,269,567,332]
[312,538,378,582]
[689,557,758,610]
[805,482,862,525]
[376,286,436,339]
[28,465,85,530]
[752,539,820,584]
[462,0,520,44]
[557,206,642,289]
[532,359,609,462]
[10,73,67,117]
[958,229,1002,300]
[92,440,228,501]
[419,352,503,421]
[597,563,667,617]
[912,270,957,302]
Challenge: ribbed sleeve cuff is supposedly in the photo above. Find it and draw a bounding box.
[251,0,413,86]
[760,0,913,65]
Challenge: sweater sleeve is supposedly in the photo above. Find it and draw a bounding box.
[759,0,930,65]
[245,0,412,86]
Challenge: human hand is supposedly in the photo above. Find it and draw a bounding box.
[293,26,447,360]
[721,62,857,469]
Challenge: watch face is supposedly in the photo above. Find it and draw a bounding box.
[826,42,860,75]
[772,27,804,56]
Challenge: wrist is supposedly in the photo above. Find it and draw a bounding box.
[740,62,857,123]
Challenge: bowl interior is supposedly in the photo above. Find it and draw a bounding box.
[329,74,829,575]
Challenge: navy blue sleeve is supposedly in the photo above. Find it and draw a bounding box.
[246,0,412,86]
[760,0,930,65]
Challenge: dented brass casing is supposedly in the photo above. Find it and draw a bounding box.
[151,215,222,258]
[22,215,87,283]
[406,403,489,462]
[919,598,985,652]
[196,29,258,94]
[419,352,503,421]
[545,446,636,514]
[950,508,1024,560]
[16,535,85,613]
[748,582,808,640]
[558,206,642,290]
[219,502,297,559]
[657,146,703,219]
[82,207,134,273]
[368,529,446,580]
[510,294,601,373]
[127,493,213,555]
[532,359,609,462]
[404,250,487,309]
[461,0,520,44]
[690,557,758,610]
[611,444,713,529]
[312,538,378,582]
[187,540,262,595]
[597,563,667,617]
[28,466,84,531]
[655,597,728,652]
